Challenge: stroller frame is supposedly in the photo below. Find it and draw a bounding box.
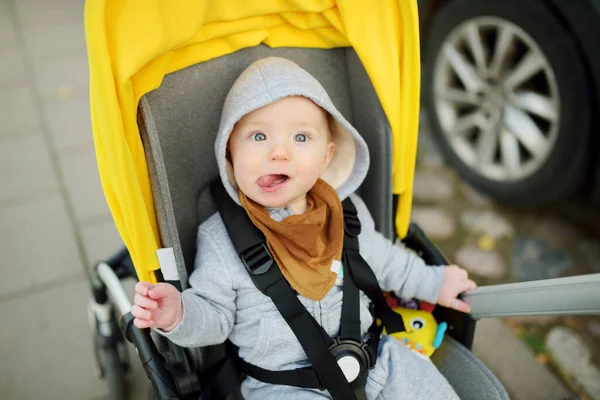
[86,42,600,400]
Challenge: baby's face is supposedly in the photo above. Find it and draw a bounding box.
[228,96,335,212]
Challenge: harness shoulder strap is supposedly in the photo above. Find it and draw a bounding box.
[341,197,406,334]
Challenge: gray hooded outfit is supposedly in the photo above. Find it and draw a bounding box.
[157,57,459,400]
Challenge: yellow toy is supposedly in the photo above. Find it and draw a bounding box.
[385,307,447,359]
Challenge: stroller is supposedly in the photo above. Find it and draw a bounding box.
[84,1,600,399]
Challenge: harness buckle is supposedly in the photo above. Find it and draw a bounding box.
[328,338,375,383]
[241,242,273,275]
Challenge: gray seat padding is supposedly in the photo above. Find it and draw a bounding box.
[433,336,509,399]
[139,45,393,285]
[138,44,508,399]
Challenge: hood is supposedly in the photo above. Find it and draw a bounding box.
[215,57,370,205]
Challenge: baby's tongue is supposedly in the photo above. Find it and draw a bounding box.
[258,174,286,188]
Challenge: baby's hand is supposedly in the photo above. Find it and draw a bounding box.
[437,265,477,313]
[131,282,183,332]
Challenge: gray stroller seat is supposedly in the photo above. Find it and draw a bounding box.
[137,44,509,400]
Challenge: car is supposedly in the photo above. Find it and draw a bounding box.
[418,0,600,206]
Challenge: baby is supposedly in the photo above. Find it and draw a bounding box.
[132,57,476,399]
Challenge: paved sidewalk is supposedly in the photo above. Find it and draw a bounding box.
[473,319,574,400]
[0,0,131,398]
[0,0,591,399]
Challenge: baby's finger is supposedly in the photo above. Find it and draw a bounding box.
[135,281,153,296]
[459,279,477,293]
[133,318,154,329]
[135,293,158,310]
[131,304,152,320]
[148,283,174,300]
[450,298,472,314]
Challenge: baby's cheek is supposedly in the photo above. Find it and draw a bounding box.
[234,169,252,191]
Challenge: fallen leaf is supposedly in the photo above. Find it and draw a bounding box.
[477,234,496,251]
[536,353,549,365]
[514,326,525,336]
[504,318,520,329]
[58,86,72,99]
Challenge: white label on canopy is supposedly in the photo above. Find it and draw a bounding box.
[156,248,179,281]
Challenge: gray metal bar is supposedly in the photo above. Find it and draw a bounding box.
[97,261,133,316]
[462,273,600,319]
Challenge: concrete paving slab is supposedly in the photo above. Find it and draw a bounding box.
[20,19,86,61]
[0,194,83,298]
[0,86,40,137]
[31,53,89,101]
[0,276,148,400]
[0,2,17,52]
[0,47,26,89]
[14,0,84,30]
[473,318,575,400]
[0,133,59,203]
[80,218,124,269]
[43,90,93,151]
[58,144,111,222]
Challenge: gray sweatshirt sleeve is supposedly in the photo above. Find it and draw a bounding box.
[154,225,236,347]
[351,194,444,303]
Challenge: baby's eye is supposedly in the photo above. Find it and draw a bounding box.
[294,133,307,143]
[252,132,266,141]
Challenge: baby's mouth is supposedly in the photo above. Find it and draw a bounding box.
[257,174,290,191]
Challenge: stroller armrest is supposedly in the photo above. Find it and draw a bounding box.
[402,223,477,349]
[462,273,600,319]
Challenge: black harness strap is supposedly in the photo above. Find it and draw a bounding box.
[341,198,406,335]
[211,182,357,400]
[340,247,361,341]
[228,342,323,389]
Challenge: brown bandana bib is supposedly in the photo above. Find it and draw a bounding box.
[238,179,344,300]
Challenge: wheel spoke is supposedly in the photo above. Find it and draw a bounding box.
[504,51,544,89]
[503,105,548,157]
[443,43,486,92]
[488,25,514,78]
[499,127,521,178]
[466,22,488,76]
[453,111,487,134]
[511,91,558,122]
[449,136,477,166]
[439,88,481,105]
[475,125,498,166]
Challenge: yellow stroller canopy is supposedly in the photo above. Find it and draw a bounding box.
[85,0,421,283]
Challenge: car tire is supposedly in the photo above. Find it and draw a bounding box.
[421,0,592,205]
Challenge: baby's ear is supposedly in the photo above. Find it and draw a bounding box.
[324,139,336,168]
[327,113,337,142]
[225,138,234,163]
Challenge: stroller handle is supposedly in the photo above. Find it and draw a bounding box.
[462,273,600,319]
[122,313,181,400]
[95,261,181,399]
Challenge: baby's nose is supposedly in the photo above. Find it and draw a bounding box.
[269,145,291,162]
